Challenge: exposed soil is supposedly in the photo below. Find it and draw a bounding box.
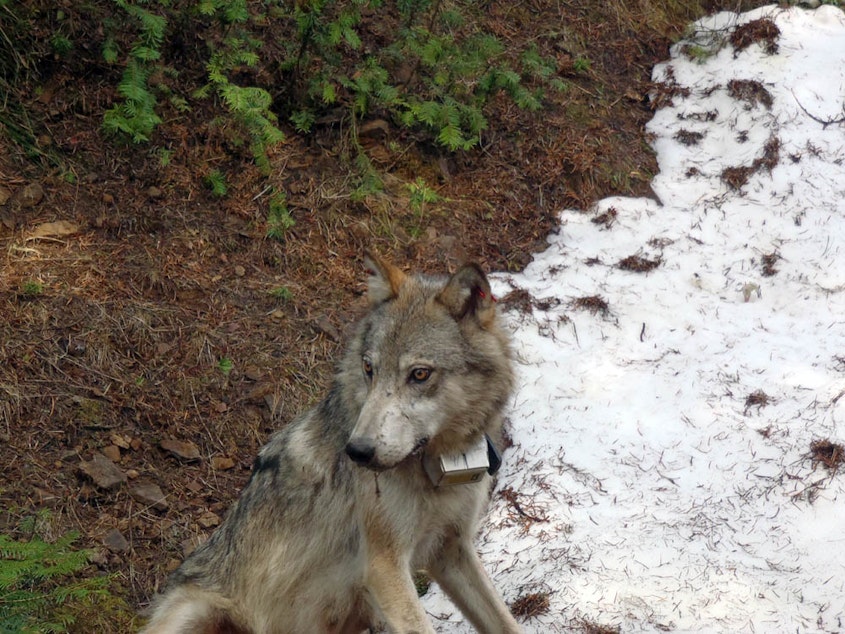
[0,0,773,630]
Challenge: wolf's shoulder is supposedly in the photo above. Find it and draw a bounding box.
[248,404,351,489]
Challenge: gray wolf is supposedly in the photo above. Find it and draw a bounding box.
[140,253,521,634]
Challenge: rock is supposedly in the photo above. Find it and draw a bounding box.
[89,550,109,567]
[101,445,121,463]
[103,528,130,553]
[210,456,235,471]
[243,366,264,382]
[234,264,246,277]
[146,186,163,199]
[130,482,168,511]
[197,511,220,528]
[358,118,390,137]
[160,438,201,461]
[59,448,80,462]
[79,453,127,491]
[110,433,132,450]
[155,342,174,356]
[311,313,340,342]
[0,208,13,231]
[28,220,79,240]
[14,182,44,208]
[246,382,276,403]
[33,487,59,506]
[264,392,282,417]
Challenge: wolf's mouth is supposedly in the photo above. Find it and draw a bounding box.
[347,436,430,471]
[408,437,429,459]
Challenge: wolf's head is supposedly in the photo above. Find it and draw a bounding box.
[342,253,513,471]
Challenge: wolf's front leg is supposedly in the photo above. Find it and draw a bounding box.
[427,537,522,634]
[366,549,436,634]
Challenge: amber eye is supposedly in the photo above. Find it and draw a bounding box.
[362,359,374,378]
[409,367,431,383]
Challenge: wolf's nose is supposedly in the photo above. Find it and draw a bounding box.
[345,438,376,465]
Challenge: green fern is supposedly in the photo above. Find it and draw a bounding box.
[96,0,562,175]
[267,190,295,241]
[203,169,228,197]
[205,33,286,172]
[0,526,109,633]
[102,0,167,142]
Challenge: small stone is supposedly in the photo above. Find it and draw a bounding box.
[130,438,142,451]
[103,528,129,553]
[102,192,114,204]
[243,366,263,382]
[185,480,203,493]
[358,118,390,137]
[89,550,109,567]
[130,482,168,511]
[14,182,44,208]
[146,186,163,199]
[0,209,13,231]
[211,456,235,471]
[181,538,199,558]
[29,220,79,239]
[165,558,181,573]
[101,445,121,463]
[311,314,340,342]
[160,438,201,461]
[110,433,132,449]
[34,487,59,505]
[264,393,282,417]
[79,453,127,491]
[59,448,80,462]
[234,265,246,277]
[155,342,174,356]
[126,469,139,480]
[197,511,220,528]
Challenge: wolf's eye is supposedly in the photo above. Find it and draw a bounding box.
[362,359,374,378]
[409,367,431,383]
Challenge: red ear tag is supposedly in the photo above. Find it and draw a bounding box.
[478,290,486,299]
[477,289,497,302]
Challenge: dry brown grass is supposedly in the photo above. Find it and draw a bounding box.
[510,592,552,619]
[617,254,662,273]
[810,439,844,472]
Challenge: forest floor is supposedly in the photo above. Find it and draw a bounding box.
[0,0,771,630]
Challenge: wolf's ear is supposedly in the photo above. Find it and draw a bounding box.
[364,251,407,305]
[437,264,496,327]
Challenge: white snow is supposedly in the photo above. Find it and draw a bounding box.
[423,4,845,632]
